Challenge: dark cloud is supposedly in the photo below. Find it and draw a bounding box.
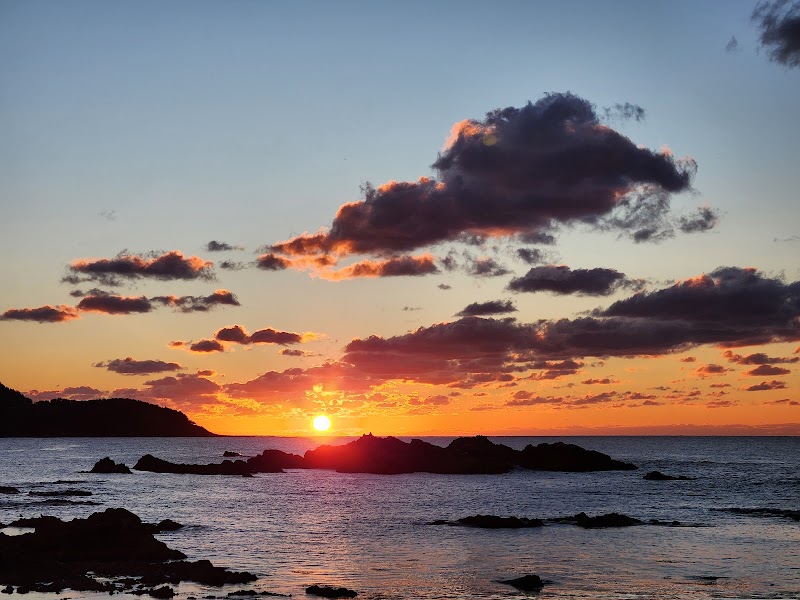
[581,378,618,385]
[516,248,547,265]
[269,93,698,270]
[680,356,697,362]
[678,206,720,234]
[529,359,583,380]
[206,240,242,252]
[67,250,213,285]
[726,35,740,52]
[752,0,800,67]
[455,299,517,317]
[214,324,304,346]
[219,260,247,271]
[518,231,557,245]
[189,339,225,353]
[723,350,799,365]
[328,255,439,279]
[438,283,452,290]
[27,386,106,401]
[151,289,240,313]
[767,398,799,405]
[508,265,640,296]
[744,364,792,376]
[95,357,183,375]
[256,253,291,271]
[742,380,788,391]
[402,306,422,312]
[467,257,509,278]
[693,364,730,377]
[142,373,221,405]
[506,391,564,406]
[1,305,80,323]
[281,349,314,357]
[602,102,646,122]
[76,291,153,315]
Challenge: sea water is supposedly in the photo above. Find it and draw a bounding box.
[0,436,798,599]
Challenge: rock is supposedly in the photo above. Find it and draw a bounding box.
[497,574,544,591]
[432,515,544,529]
[0,487,20,495]
[0,508,256,594]
[223,451,242,457]
[300,434,636,474]
[518,442,637,472]
[226,591,289,598]
[554,512,643,528]
[1,586,12,594]
[305,584,357,598]
[247,449,306,472]
[643,470,694,481]
[149,586,175,599]
[145,519,184,534]
[134,454,257,476]
[90,457,132,474]
[29,489,92,497]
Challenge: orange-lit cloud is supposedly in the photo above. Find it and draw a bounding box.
[66,250,213,285]
[1,305,80,323]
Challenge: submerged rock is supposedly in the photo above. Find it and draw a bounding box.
[497,574,545,591]
[145,519,184,533]
[90,457,132,474]
[0,487,19,495]
[134,454,257,476]
[0,508,256,594]
[644,470,694,481]
[553,512,643,528]
[306,584,358,598]
[432,515,544,529]
[29,489,92,497]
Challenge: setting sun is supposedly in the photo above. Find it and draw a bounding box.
[312,415,331,432]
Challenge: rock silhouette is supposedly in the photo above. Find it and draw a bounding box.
[0,508,256,595]
[553,512,643,528]
[497,574,545,591]
[90,457,132,474]
[305,584,358,598]
[0,487,19,495]
[431,515,544,528]
[0,382,214,437]
[29,489,92,497]
[134,454,255,476]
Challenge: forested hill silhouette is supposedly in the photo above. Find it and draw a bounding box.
[0,383,215,437]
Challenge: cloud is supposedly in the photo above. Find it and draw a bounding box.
[516,248,548,265]
[206,240,242,252]
[322,254,439,280]
[680,356,697,362]
[677,206,720,233]
[27,386,106,401]
[693,364,730,377]
[219,260,247,271]
[506,391,564,406]
[752,0,800,67]
[455,299,517,317]
[189,339,225,353]
[466,257,509,278]
[67,250,213,285]
[76,291,153,315]
[726,35,740,52]
[508,265,641,296]
[268,92,699,272]
[581,378,618,385]
[744,364,792,376]
[723,350,799,365]
[408,394,450,406]
[151,289,241,313]
[281,349,315,357]
[767,398,799,405]
[256,253,291,271]
[438,283,452,290]
[142,373,221,405]
[1,305,80,323]
[95,357,183,375]
[742,380,788,391]
[214,324,308,346]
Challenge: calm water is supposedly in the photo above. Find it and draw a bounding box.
[0,436,798,599]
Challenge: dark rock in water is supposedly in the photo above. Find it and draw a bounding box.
[0,487,19,495]
[518,442,637,472]
[300,434,636,474]
[1,585,11,594]
[149,586,176,598]
[90,457,132,474]
[134,454,257,476]
[644,470,694,481]
[432,515,544,529]
[554,512,643,528]
[0,508,256,594]
[145,519,184,534]
[29,489,92,497]
[247,449,305,473]
[306,584,357,598]
[497,574,545,591]
[719,507,800,522]
[223,451,242,457]
[226,591,289,597]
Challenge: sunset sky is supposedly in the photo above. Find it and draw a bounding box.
[1,0,798,435]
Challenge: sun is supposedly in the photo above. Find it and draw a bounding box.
[312,415,331,432]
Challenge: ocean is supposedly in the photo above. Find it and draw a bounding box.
[0,436,798,599]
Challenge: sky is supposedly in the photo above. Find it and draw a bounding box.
[1,0,798,436]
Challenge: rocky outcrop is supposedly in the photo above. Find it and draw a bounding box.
[300,434,636,474]
[306,584,358,598]
[90,457,132,474]
[553,512,643,528]
[246,449,305,472]
[223,451,242,457]
[0,508,256,595]
[644,470,695,481]
[431,515,544,529]
[496,574,544,591]
[134,454,256,476]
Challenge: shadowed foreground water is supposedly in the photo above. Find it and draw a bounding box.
[0,436,798,599]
